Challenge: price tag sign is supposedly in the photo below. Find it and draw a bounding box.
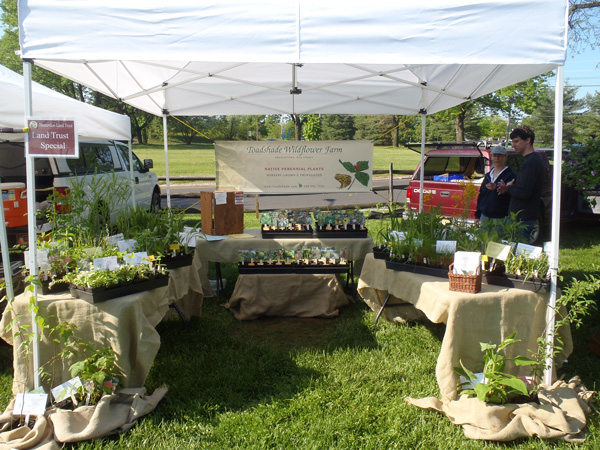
[27,118,78,158]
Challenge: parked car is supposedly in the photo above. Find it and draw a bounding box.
[0,140,160,246]
[404,142,559,244]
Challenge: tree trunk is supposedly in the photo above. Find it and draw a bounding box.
[291,114,303,140]
[455,113,465,142]
[392,115,399,147]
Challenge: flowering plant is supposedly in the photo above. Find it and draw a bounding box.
[562,139,600,191]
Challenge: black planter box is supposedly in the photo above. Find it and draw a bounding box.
[372,247,390,260]
[41,280,69,295]
[238,262,350,275]
[314,226,368,239]
[385,260,449,279]
[261,226,314,239]
[483,273,550,293]
[163,253,194,269]
[69,275,170,303]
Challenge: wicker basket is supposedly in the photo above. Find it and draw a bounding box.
[448,263,482,294]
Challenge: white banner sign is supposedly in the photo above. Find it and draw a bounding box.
[215,140,373,194]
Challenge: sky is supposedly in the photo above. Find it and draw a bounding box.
[558,44,600,99]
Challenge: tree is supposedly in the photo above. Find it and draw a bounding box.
[322,115,355,140]
[521,85,586,145]
[568,1,600,53]
[303,114,322,140]
[290,114,306,140]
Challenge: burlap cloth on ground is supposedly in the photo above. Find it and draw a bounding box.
[357,254,572,401]
[226,273,349,320]
[406,377,594,442]
[0,387,167,450]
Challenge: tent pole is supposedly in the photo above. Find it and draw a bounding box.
[163,114,171,208]
[23,60,41,389]
[419,114,426,213]
[128,140,135,207]
[544,65,564,386]
[0,192,15,302]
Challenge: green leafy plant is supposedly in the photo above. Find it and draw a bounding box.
[69,345,120,405]
[455,333,538,404]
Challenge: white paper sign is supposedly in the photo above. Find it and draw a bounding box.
[389,231,406,242]
[214,191,227,205]
[486,242,512,261]
[107,233,125,246]
[14,393,48,416]
[51,377,82,402]
[515,243,543,259]
[93,256,119,270]
[436,240,457,254]
[453,251,481,275]
[117,239,137,253]
[123,252,149,266]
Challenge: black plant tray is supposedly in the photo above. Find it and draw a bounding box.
[69,275,170,303]
[41,280,69,295]
[372,247,390,260]
[261,226,314,239]
[483,273,550,293]
[238,262,350,275]
[163,253,194,269]
[385,260,449,279]
[314,226,368,239]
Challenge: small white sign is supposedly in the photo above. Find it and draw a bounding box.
[117,239,137,253]
[214,191,227,205]
[123,252,149,266]
[389,231,406,242]
[436,240,457,254]
[486,242,512,261]
[453,251,481,275]
[515,243,543,259]
[51,377,82,402]
[14,393,48,416]
[107,233,125,246]
[93,256,119,271]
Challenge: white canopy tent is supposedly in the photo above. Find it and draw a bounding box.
[0,64,131,142]
[17,0,568,386]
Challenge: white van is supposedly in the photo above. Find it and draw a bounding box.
[0,140,160,244]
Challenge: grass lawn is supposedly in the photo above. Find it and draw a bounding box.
[132,143,421,179]
[1,219,599,449]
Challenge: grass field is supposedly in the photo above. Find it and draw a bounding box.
[132,143,422,179]
[1,218,599,449]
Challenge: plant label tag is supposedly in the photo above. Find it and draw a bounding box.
[486,242,512,261]
[515,243,543,259]
[13,393,48,416]
[436,240,456,254]
[51,377,82,402]
[93,256,119,271]
[124,252,149,266]
[117,239,137,253]
[37,249,50,268]
[107,233,125,246]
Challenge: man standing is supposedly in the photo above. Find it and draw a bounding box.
[497,126,546,242]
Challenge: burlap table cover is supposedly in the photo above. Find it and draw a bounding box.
[227,273,348,320]
[0,387,167,449]
[194,228,374,297]
[357,254,573,401]
[1,258,204,395]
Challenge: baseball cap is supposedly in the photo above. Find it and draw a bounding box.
[491,145,506,155]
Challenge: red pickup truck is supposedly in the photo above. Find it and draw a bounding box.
[404,143,553,243]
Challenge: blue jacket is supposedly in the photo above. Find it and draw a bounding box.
[476,166,516,219]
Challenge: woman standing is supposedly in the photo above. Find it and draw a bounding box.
[475,146,516,223]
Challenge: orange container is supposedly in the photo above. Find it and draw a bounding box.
[1,182,28,228]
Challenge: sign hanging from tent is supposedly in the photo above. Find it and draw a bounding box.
[215,140,373,194]
[27,118,78,158]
